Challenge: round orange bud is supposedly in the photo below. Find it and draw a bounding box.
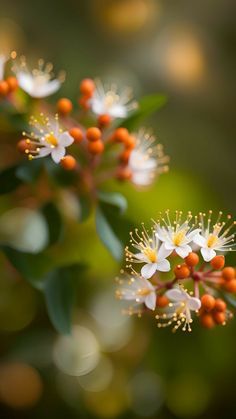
[224,279,236,293]
[17,139,31,154]
[69,127,83,143]
[214,298,226,312]
[86,127,102,142]
[98,114,111,128]
[213,311,226,325]
[174,264,190,279]
[185,252,199,267]
[60,155,76,170]
[116,167,132,181]
[79,96,90,110]
[200,313,215,329]
[210,255,225,270]
[114,127,129,143]
[80,78,95,97]
[123,135,136,149]
[6,76,18,92]
[88,140,104,155]
[222,267,235,281]
[156,295,169,308]
[201,294,215,311]
[57,98,73,115]
[119,149,131,164]
[0,80,9,96]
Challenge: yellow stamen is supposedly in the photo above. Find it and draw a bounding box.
[143,247,157,263]
[137,288,151,297]
[173,230,186,246]
[46,134,58,147]
[207,234,218,248]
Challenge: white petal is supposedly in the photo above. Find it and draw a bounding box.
[59,132,74,147]
[176,245,191,259]
[109,104,127,118]
[156,258,171,272]
[141,263,157,279]
[166,288,183,302]
[131,170,153,186]
[193,234,206,247]
[33,79,61,98]
[38,147,52,158]
[201,247,216,262]
[157,244,173,260]
[145,292,156,310]
[188,297,201,311]
[51,146,65,163]
[134,252,149,263]
[90,98,106,115]
[155,225,167,242]
[17,72,34,95]
[186,229,201,242]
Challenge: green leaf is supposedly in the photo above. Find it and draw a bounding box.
[43,264,86,334]
[120,94,167,130]
[41,202,64,245]
[0,165,22,195]
[222,292,236,308]
[16,159,42,183]
[97,191,127,214]
[95,206,123,261]
[79,194,92,222]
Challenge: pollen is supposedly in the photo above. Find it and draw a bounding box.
[207,234,218,248]
[173,230,186,246]
[143,247,157,263]
[46,134,58,147]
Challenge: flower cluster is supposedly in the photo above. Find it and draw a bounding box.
[116,210,236,332]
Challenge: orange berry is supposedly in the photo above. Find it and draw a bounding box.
[224,279,236,293]
[156,295,169,308]
[222,267,235,281]
[119,149,131,164]
[214,299,226,312]
[80,78,95,97]
[57,98,73,115]
[210,255,225,270]
[17,139,31,154]
[201,294,215,311]
[174,264,190,279]
[200,313,215,329]
[116,167,132,181]
[123,135,136,149]
[69,127,84,143]
[88,140,104,155]
[98,114,111,128]
[0,80,9,96]
[213,311,226,325]
[86,127,102,142]
[185,252,199,267]
[6,76,18,92]
[114,128,129,143]
[60,155,76,170]
[79,96,90,110]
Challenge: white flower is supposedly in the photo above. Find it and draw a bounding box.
[128,129,169,186]
[0,54,7,81]
[193,211,236,262]
[155,210,200,258]
[13,57,64,98]
[116,273,156,311]
[22,113,74,163]
[156,286,201,332]
[125,225,171,279]
[89,79,137,118]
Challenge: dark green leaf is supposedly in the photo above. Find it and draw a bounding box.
[97,191,127,214]
[16,159,42,183]
[95,206,123,261]
[79,194,92,222]
[43,264,86,334]
[0,165,22,195]
[120,94,167,130]
[222,292,236,308]
[41,202,64,245]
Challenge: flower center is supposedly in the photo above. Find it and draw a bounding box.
[46,134,58,147]
[104,92,118,109]
[173,230,186,246]
[142,247,157,263]
[137,288,151,297]
[207,234,218,248]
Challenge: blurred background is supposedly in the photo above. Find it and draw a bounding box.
[0,0,236,418]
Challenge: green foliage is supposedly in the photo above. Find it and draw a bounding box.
[0,165,23,194]
[41,202,64,245]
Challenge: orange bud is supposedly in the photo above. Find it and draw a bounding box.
[80,78,95,97]
[98,114,111,128]
[119,149,131,164]
[156,295,169,308]
[60,155,76,170]
[222,267,235,281]
[185,252,199,267]
[86,127,102,142]
[201,294,215,311]
[224,279,236,293]
[210,255,225,270]
[88,140,104,155]
[57,98,73,115]
[214,299,226,312]
[17,139,31,154]
[0,80,9,96]
[6,76,18,92]
[79,96,90,110]
[200,313,215,329]
[69,127,84,143]
[123,135,136,149]
[116,167,132,181]
[113,127,129,143]
[213,311,226,325]
[174,264,190,279]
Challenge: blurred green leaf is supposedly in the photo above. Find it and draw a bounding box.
[41,202,64,245]
[97,191,127,214]
[43,264,86,334]
[0,165,22,195]
[120,94,167,130]
[16,159,42,183]
[222,292,236,308]
[79,194,92,222]
[95,206,123,261]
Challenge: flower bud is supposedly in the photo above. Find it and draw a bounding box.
[60,155,76,170]
[69,127,84,143]
[185,252,199,267]
[210,255,225,270]
[224,279,236,293]
[57,98,73,115]
[156,295,169,308]
[201,294,215,311]
[88,140,104,155]
[86,127,102,142]
[174,264,190,279]
[214,299,226,312]
[80,78,95,97]
[213,311,226,325]
[200,313,215,329]
[222,267,235,281]
[98,114,111,128]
